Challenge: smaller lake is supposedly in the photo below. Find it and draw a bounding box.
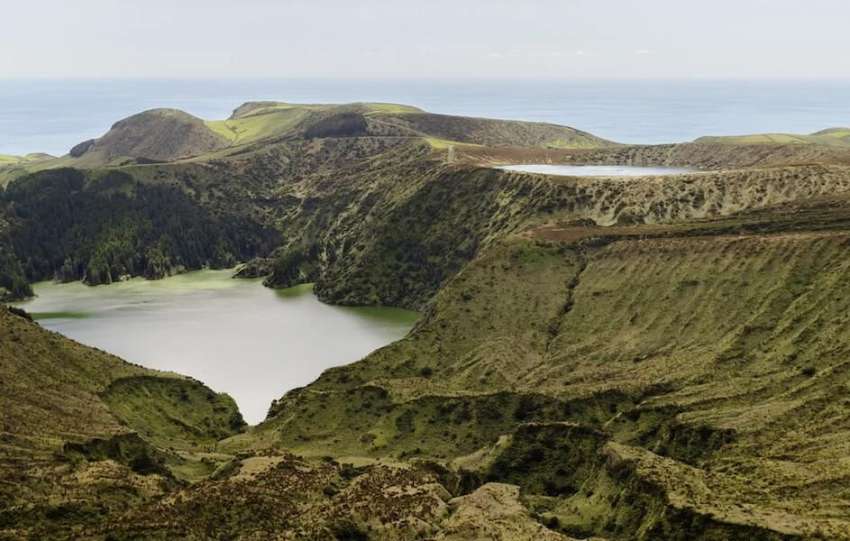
[499,164,695,177]
[13,270,418,424]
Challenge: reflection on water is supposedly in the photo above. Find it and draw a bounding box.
[14,269,418,424]
[498,164,695,177]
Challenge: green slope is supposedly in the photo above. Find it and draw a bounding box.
[0,305,245,534]
[5,102,850,538]
[695,127,850,147]
[229,198,850,539]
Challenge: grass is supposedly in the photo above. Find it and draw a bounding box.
[206,107,315,143]
[0,154,22,165]
[696,127,850,146]
[814,127,850,140]
[0,153,56,166]
[29,310,90,320]
[102,376,245,451]
[7,100,850,538]
[232,198,850,538]
[206,110,306,143]
[359,102,423,115]
[206,102,424,145]
[424,136,481,149]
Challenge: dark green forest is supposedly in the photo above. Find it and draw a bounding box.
[0,168,279,290]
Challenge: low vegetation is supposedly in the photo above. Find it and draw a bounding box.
[695,126,850,146]
[4,101,850,538]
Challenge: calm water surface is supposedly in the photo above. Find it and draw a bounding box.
[499,164,694,177]
[13,270,418,424]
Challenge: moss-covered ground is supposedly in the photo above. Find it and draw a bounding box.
[4,102,850,538]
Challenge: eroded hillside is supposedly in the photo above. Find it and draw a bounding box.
[234,198,850,539]
[0,306,245,537]
[3,103,850,539]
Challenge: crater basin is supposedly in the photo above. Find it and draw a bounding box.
[13,269,418,424]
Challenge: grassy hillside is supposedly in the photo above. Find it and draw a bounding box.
[10,193,850,538]
[0,114,610,305]
[6,102,850,538]
[0,305,244,537]
[225,197,850,539]
[695,127,850,147]
[0,153,52,166]
[0,302,586,539]
[206,101,425,145]
[372,111,615,149]
[4,125,849,309]
[0,154,54,188]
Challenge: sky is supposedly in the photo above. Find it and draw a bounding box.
[2,0,850,80]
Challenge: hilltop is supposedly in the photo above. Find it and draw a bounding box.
[0,153,53,165]
[695,127,850,147]
[67,108,231,164]
[0,101,615,182]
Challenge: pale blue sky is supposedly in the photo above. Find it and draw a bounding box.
[3,0,850,79]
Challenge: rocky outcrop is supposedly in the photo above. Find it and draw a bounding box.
[68,138,95,157]
[438,483,575,540]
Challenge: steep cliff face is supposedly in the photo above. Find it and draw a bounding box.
[12,140,848,308]
[265,155,850,309]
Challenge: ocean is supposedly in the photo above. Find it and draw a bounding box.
[1,79,849,156]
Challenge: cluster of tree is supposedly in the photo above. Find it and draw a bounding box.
[1,168,279,287]
[0,241,31,300]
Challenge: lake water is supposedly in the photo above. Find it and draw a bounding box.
[1,79,849,155]
[499,164,694,177]
[13,270,418,424]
